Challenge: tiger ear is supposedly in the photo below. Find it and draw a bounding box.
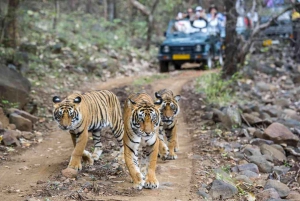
[174,95,181,102]
[154,98,162,105]
[74,96,81,103]
[129,98,136,105]
[155,92,162,99]
[52,96,61,103]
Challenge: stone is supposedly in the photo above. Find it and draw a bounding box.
[212,104,241,130]
[282,109,300,121]
[9,113,32,131]
[7,108,39,124]
[247,155,274,173]
[263,123,299,147]
[236,163,259,174]
[261,106,279,118]
[274,98,290,109]
[234,175,253,184]
[250,138,274,146]
[243,113,262,125]
[21,132,36,140]
[260,144,287,162]
[254,129,264,139]
[7,124,16,130]
[264,180,290,198]
[273,166,290,176]
[286,191,300,200]
[209,179,238,199]
[256,188,280,201]
[247,127,256,136]
[240,170,259,179]
[0,64,31,108]
[0,108,9,128]
[61,168,78,178]
[256,81,271,92]
[1,129,20,146]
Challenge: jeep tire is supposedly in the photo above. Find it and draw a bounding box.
[159,61,169,72]
[174,64,181,70]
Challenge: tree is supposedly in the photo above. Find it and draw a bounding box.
[129,0,160,51]
[2,0,20,48]
[53,0,60,30]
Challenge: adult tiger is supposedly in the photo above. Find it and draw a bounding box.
[123,92,164,189]
[155,89,181,160]
[52,90,124,172]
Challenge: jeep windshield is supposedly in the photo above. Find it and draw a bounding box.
[168,19,208,36]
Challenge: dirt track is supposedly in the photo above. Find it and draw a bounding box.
[0,70,212,201]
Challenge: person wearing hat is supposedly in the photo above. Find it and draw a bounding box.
[194,6,206,20]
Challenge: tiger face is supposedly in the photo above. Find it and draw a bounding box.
[52,96,82,130]
[130,100,161,137]
[158,95,180,125]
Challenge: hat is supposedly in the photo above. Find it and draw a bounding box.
[195,6,203,11]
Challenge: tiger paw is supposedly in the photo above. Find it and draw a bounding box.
[62,167,78,178]
[144,177,159,189]
[68,156,82,170]
[132,180,145,190]
[82,150,94,166]
[92,148,103,161]
[174,147,179,152]
[167,153,177,160]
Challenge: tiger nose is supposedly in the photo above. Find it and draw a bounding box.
[145,131,151,135]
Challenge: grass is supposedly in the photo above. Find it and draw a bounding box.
[132,74,169,91]
[194,72,238,106]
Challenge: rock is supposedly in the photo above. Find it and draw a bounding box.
[0,108,9,128]
[254,129,264,139]
[198,189,212,200]
[286,191,300,200]
[1,129,20,146]
[21,132,36,140]
[243,113,262,125]
[278,119,300,129]
[0,64,31,108]
[7,108,39,124]
[261,106,279,118]
[9,113,32,131]
[61,168,78,178]
[234,175,253,184]
[256,81,271,92]
[282,109,300,121]
[256,188,281,201]
[247,127,256,136]
[235,163,259,174]
[274,98,290,109]
[209,179,238,199]
[250,138,274,146]
[263,123,299,147]
[264,180,290,198]
[260,144,287,162]
[273,166,290,176]
[240,170,259,179]
[7,124,16,130]
[212,104,241,130]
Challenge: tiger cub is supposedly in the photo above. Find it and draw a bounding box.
[52,90,124,172]
[123,92,163,189]
[155,89,181,160]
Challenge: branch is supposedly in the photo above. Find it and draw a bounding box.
[129,0,150,16]
[150,0,159,14]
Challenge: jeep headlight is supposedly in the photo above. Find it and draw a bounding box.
[163,45,170,53]
[195,44,201,52]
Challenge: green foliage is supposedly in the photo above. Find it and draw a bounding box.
[1,99,19,109]
[195,73,237,106]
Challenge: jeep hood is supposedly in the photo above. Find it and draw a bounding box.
[162,35,208,46]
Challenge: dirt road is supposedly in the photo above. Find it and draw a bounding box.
[0,70,211,201]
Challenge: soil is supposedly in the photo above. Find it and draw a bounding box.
[0,70,215,201]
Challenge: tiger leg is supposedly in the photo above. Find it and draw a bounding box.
[144,135,159,189]
[68,129,89,170]
[124,135,144,189]
[158,126,169,160]
[92,130,103,161]
[166,125,178,160]
[111,120,124,162]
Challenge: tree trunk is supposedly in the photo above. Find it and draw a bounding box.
[108,0,115,22]
[103,0,108,20]
[86,0,93,14]
[53,0,59,30]
[222,0,239,79]
[3,0,19,49]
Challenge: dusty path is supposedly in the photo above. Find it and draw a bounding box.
[0,70,213,201]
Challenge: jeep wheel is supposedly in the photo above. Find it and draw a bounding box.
[159,61,169,73]
[174,64,181,70]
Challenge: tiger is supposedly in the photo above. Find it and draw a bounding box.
[155,89,181,160]
[52,90,124,172]
[123,92,164,190]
